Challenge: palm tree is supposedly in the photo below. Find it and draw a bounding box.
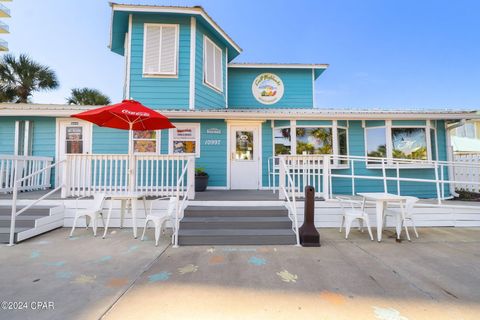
[67,88,111,105]
[0,53,59,103]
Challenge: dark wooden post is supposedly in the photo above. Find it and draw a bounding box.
[299,185,320,247]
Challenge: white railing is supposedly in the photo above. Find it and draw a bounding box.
[278,157,300,246]
[278,154,480,204]
[453,152,480,193]
[0,155,53,193]
[62,154,195,199]
[9,160,65,246]
[172,157,195,247]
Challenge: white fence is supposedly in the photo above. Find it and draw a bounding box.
[0,155,53,193]
[278,154,480,203]
[61,154,195,199]
[453,152,480,193]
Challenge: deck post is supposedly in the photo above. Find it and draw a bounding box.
[279,157,286,200]
[61,157,68,198]
[323,155,330,200]
[187,156,195,200]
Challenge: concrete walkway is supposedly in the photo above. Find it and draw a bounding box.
[1,228,480,319]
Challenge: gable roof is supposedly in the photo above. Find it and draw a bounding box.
[109,3,242,60]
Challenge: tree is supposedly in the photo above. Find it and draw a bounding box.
[0,53,59,103]
[66,88,111,105]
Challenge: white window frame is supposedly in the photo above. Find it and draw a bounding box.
[169,123,201,157]
[273,120,349,168]
[14,120,33,156]
[132,130,161,155]
[364,120,436,168]
[142,23,179,77]
[203,35,223,92]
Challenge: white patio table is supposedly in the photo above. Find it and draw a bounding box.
[102,192,147,239]
[357,192,407,242]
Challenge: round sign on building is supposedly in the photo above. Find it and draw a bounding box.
[252,73,284,105]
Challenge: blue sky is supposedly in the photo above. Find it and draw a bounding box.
[5,0,480,109]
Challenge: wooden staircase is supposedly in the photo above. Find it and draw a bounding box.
[178,205,296,245]
[0,205,64,243]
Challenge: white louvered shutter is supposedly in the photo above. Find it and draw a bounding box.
[214,46,223,90]
[205,39,215,86]
[159,25,177,74]
[144,24,178,75]
[144,25,161,74]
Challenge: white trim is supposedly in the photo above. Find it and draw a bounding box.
[1,104,478,120]
[203,35,223,92]
[111,4,242,54]
[142,23,179,77]
[189,17,196,110]
[13,120,19,156]
[312,68,316,108]
[168,123,201,157]
[229,63,329,69]
[125,14,132,99]
[225,47,229,108]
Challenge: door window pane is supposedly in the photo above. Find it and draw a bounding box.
[392,128,427,160]
[296,127,332,155]
[235,131,253,160]
[274,128,291,155]
[66,127,83,154]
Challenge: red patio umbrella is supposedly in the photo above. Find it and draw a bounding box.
[71,99,175,192]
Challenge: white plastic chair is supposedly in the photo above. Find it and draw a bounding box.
[384,196,419,241]
[337,196,374,240]
[70,193,106,237]
[141,197,178,246]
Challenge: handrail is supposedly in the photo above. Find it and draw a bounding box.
[279,154,480,205]
[173,156,194,247]
[9,159,65,246]
[279,157,300,246]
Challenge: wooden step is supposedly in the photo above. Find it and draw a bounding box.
[184,206,288,217]
[180,216,292,229]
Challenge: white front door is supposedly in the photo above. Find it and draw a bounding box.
[230,124,260,190]
[56,120,92,186]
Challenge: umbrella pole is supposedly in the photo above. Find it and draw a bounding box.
[129,123,135,193]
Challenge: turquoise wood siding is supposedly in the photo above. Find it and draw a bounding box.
[168,119,227,187]
[92,126,129,154]
[0,117,56,158]
[0,117,15,154]
[129,14,191,109]
[228,68,313,108]
[195,22,227,109]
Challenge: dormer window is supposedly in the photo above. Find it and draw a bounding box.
[143,23,179,76]
[203,36,223,92]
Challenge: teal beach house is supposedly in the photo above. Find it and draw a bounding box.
[1,3,480,245]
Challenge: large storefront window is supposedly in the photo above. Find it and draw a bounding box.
[274,128,291,155]
[366,127,387,158]
[133,130,158,153]
[170,123,200,157]
[391,128,427,160]
[296,127,332,155]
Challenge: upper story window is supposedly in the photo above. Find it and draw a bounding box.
[143,24,179,76]
[15,120,33,156]
[203,36,223,92]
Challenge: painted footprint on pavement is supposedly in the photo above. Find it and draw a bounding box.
[277,270,298,283]
[248,256,266,266]
[72,274,96,284]
[148,272,171,283]
[178,264,199,274]
[373,306,408,320]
